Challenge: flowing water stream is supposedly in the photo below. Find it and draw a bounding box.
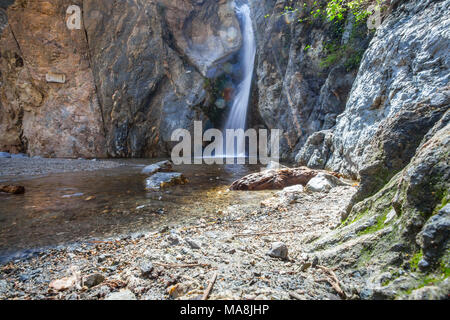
[0,2,261,264]
[223,3,256,157]
[0,160,273,263]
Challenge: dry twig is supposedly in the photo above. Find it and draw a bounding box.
[317,265,347,299]
[202,272,218,300]
[233,228,303,237]
[153,262,210,268]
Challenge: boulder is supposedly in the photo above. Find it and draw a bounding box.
[145,172,188,191]
[141,160,173,175]
[305,172,347,193]
[230,167,339,191]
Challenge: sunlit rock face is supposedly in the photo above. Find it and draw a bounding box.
[0,0,106,157]
[83,0,242,157]
[0,0,241,157]
[159,0,242,77]
[248,0,370,160]
[299,0,450,202]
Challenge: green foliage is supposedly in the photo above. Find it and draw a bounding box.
[326,0,384,23]
[433,189,449,215]
[276,1,386,25]
[319,42,365,71]
[357,208,389,235]
[410,251,423,272]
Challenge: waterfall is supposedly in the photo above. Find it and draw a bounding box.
[224,3,256,158]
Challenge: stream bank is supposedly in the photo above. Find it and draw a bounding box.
[0,180,358,300]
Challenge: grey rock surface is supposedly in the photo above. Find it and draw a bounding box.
[267,242,288,260]
[145,172,187,191]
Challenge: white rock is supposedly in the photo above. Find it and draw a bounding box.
[104,289,136,300]
[306,172,345,193]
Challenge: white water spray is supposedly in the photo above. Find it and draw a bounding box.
[224,3,256,157]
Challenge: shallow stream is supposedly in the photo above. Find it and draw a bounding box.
[0,159,273,262]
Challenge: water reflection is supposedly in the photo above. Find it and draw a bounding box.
[0,159,272,261]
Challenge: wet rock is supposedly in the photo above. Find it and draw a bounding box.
[84,273,105,288]
[266,242,288,260]
[230,167,326,191]
[10,153,28,159]
[141,160,174,175]
[104,289,136,300]
[305,172,346,193]
[145,172,188,191]
[0,185,25,194]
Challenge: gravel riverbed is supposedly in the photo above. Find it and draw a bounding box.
[0,158,123,180]
[0,183,361,300]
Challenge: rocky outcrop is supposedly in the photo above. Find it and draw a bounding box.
[230,166,342,190]
[0,0,242,157]
[306,114,449,299]
[249,0,370,159]
[83,0,241,157]
[0,0,106,157]
[288,0,450,300]
[297,0,449,202]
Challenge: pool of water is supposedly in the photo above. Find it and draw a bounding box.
[0,159,274,262]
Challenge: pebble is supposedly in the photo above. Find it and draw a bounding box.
[266,242,288,260]
[185,238,201,250]
[104,289,136,300]
[140,262,154,277]
[84,273,105,288]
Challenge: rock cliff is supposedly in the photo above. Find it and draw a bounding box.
[0,0,449,299]
[0,0,241,157]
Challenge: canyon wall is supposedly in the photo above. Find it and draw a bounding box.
[0,0,241,157]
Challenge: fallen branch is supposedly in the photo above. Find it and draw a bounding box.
[153,262,210,268]
[202,272,218,300]
[233,228,303,237]
[317,265,347,299]
[289,291,303,300]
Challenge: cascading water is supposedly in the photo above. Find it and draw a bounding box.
[223,3,256,158]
